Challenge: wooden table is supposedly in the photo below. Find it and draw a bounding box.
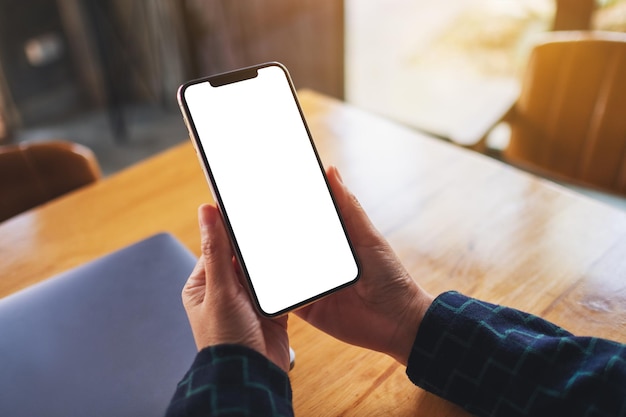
[2,90,626,416]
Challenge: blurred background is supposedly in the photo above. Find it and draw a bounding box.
[0,0,625,187]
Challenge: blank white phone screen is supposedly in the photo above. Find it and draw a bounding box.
[182,65,359,316]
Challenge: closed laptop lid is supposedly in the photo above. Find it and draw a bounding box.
[0,233,197,417]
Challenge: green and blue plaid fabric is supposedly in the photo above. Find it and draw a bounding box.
[166,344,292,417]
[407,291,626,417]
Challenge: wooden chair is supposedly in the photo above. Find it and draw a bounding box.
[0,141,101,222]
[470,31,626,197]
[553,0,595,31]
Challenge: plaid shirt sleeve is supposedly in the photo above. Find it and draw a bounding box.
[165,344,293,417]
[407,291,626,417]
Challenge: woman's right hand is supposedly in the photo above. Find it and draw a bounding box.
[296,167,434,365]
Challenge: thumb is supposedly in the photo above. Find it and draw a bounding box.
[182,204,227,310]
[326,166,382,247]
[197,204,239,297]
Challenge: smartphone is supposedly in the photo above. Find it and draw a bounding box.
[177,62,360,316]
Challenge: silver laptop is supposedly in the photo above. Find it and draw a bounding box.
[0,233,197,417]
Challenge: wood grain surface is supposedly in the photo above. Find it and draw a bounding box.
[1,90,625,416]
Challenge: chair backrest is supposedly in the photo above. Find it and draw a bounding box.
[0,141,101,222]
[505,31,626,195]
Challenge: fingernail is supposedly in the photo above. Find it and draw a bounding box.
[334,166,344,184]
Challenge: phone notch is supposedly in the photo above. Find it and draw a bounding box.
[209,68,259,87]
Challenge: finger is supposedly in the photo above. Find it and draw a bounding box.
[198,204,239,296]
[326,166,381,246]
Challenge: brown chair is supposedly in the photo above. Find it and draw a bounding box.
[553,0,595,31]
[470,31,626,197]
[0,140,101,222]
